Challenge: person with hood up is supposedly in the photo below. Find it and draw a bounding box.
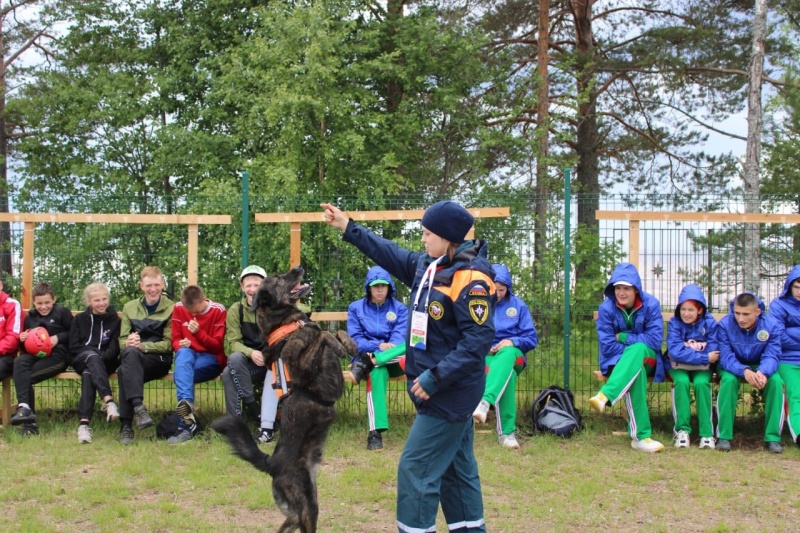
[69,281,122,443]
[664,284,719,449]
[770,265,800,447]
[589,262,666,453]
[717,292,784,453]
[322,200,493,533]
[472,264,538,449]
[346,265,408,451]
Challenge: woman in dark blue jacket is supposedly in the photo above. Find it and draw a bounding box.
[323,200,493,533]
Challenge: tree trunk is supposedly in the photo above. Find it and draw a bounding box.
[742,0,767,294]
[0,25,12,278]
[533,0,550,281]
[571,0,601,288]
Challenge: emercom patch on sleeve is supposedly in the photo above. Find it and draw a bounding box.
[468,299,489,325]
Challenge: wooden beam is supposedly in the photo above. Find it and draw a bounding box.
[596,210,800,224]
[21,222,34,309]
[290,222,301,267]
[0,213,231,224]
[187,224,198,285]
[256,207,510,223]
[629,219,640,270]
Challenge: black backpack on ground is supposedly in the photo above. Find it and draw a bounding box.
[531,385,583,438]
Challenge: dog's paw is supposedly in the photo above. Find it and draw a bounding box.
[335,330,359,358]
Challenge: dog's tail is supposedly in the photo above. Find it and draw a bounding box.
[211,415,272,476]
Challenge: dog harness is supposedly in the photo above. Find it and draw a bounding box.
[266,320,306,400]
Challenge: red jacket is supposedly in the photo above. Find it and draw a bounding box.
[0,291,21,356]
[171,299,227,367]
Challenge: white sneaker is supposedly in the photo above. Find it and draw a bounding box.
[588,392,608,413]
[473,400,490,424]
[631,438,664,453]
[102,400,120,422]
[77,424,93,444]
[674,430,690,449]
[698,437,716,450]
[499,434,520,449]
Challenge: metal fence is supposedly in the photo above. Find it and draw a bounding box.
[9,190,798,421]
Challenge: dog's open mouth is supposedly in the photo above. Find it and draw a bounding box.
[290,283,311,301]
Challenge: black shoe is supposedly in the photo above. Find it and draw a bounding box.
[133,404,154,430]
[11,405,36,426]
[176,399,196,425]
[255,428,275,444]
[716,439,732,452]
[765,441,783,454]
[367,430,383,451]
[18,423,39,436]
[244,400,261,424]
[350,354,375,385]
[119,425,135,446]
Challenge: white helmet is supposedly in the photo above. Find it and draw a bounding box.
[239,265,267,281]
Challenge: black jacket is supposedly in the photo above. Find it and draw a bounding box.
[69,306,121,364]
[23,303,73,357]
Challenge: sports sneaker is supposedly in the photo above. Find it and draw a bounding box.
[176,399,196,425]
[472,400,490,424]
[499,433,520,449]
[367,430,383,451]
[18,423,39,436]
[119,425,135,446]
[167,427,194,445]
[11,404,36,426]
[133,404,154,430]
[674,430,690,449]
[350,355,375,385]
[588,392,609,414]
[255,428,275,444]
[698,437,716,450]
[631,438,664,453]
[765,441,784,454]
[102,400,120,422]
[77,424,93,444]
[716,439,732,452]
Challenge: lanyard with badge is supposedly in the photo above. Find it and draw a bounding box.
[410,257,442,350]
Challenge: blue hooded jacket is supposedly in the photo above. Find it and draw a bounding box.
[346,266,408,355]
[664,284,719,369]
[768,265,800,365]
[342,219,495,423]
[596,262,665,382]
[718,292,783,378]
[492,264,537,367]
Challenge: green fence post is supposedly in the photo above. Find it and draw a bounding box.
[563,167,571,389]
[241,170,250,269]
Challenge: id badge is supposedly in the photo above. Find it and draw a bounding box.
[410,310,429,350]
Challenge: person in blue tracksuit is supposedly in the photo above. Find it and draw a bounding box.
[664,284,718,449]
[472,264,537,449]
[589,262,666,453]
[347,265,408,451]
[717,292,784,453]
[323,200,493,533]
[769,265,800,446]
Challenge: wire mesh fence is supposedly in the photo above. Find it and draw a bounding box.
[8,191,800,421]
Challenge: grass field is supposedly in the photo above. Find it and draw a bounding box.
[1,407,798,532]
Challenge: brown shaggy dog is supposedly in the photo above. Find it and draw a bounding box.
[211,265,357,533]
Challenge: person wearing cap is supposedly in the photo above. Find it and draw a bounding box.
[221,265,281,444]
[664,284,719,450]
[322,200,493,533]
[117,266,175,445]
[717,292,784,453]
[346,265,408,450]
[589,262,666,453]
[770,265,800,448]
[472,264,538,449]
